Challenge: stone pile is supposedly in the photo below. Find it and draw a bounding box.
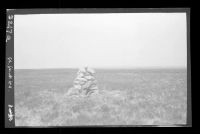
[67,67,99,96]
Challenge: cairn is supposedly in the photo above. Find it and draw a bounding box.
[67,67,99,96]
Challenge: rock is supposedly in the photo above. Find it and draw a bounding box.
[90,85,98,90]
[79,80,87,85]
[82,80,94,89]
[77,67,87,74]
[73,80,79,85]
[68,67,99,97]
[74,85,81,90]
[77,73,84,78]
[76,77,87,83]
[86,67,95,74]
[84,75,95,80]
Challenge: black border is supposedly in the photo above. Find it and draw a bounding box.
[9,8,189,14]
[5,8,191,128]
[5,10,14,128]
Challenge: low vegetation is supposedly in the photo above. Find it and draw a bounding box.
[15,69,187,126]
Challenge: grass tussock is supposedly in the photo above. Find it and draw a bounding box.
[15,87,186,126]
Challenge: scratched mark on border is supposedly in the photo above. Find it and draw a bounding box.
[8,105,14,121]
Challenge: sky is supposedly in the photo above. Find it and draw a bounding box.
[14,13,187,69]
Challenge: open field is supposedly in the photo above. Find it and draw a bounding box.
[14,68,187,126]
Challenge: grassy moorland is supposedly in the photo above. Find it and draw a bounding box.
[14,68,187,126]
